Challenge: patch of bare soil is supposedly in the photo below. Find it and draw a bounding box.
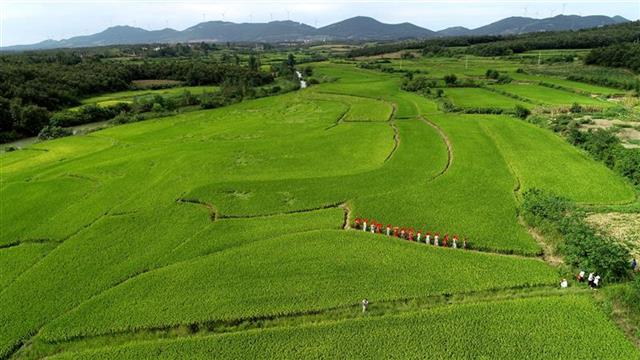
[587,212,640,256]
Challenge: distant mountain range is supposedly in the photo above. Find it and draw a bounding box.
[2,15,630,51]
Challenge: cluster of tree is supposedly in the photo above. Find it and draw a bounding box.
[0,54,273,142]
[466,22,640,56]
[485,69,512,84]
[400,76,436,92]
[347,36,502,58]
[522,188,632,282]
[347,21,640,60]
[585,42,640,72]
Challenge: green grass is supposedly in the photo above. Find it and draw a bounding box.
[49,296,639,360]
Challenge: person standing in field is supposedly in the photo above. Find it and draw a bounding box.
[361,299,369,313]
[425,232,431,245]
[452,235,458,249]
[593,275,601,289]
[354,218,362,230]
[370,221,376,234]
[577,270,585,282]
[386,224,392,236]
[376,223,382,234]
[463,238,467,249]
[434,233,440,246]
[443,234,449,248]
[416,230,422,243]
[400,228,406,240]
[588,273,595,288]
[393,227,399,237]
[362,219,368,232]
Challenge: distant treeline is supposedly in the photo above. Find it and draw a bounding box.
[584,42,640,72]
[348,21,640,58]
[0,55,273,142]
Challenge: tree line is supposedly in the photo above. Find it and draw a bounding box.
[584,42,640,72]
[347,21,640,59]
[0,55,273,142]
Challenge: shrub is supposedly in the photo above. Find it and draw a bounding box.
[570,103,583,113]
[514,105,531,119]
[521,188,573,229]
[522,188,631,282]
[443,74,458,86]
[485,69,499,79]
[37,125,72,140]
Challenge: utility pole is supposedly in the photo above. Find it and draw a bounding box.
[538,51,542,66]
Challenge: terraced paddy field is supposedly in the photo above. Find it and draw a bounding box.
[78,86,220,107]
[489,83,611,107]
[441,87,531,109]
[1,61,638,359]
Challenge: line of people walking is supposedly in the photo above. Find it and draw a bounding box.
[353,217,469,250]
[577,270,601,289]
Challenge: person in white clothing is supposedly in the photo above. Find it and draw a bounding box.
[361,299,369,313]
[588,272,594,287]
[362,220,368,232]
[577,270,585,282]
[593,275,601,289]
[560,279,568,288]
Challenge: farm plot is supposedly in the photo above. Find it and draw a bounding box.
[356,112,540,255]
[490,83,609,107]
[40,230,556,342]
[79,86,219,107]
[478,116,635,204]
[1,60,637,359]
[183,118,447,217]
[0,243,56,290]
[511,73,624,96]
[442,87,531,110]
[49,296,639,360]
[305,93,393,122]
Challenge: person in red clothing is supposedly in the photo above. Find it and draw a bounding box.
[376,223,382,234]
[408,229,414,241]
[393,227,399,237]
[386,224,392,236]
[443,234,448,248]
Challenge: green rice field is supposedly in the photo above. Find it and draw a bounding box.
[1,58,638,359]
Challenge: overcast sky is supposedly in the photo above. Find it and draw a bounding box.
[1,0,639,46]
